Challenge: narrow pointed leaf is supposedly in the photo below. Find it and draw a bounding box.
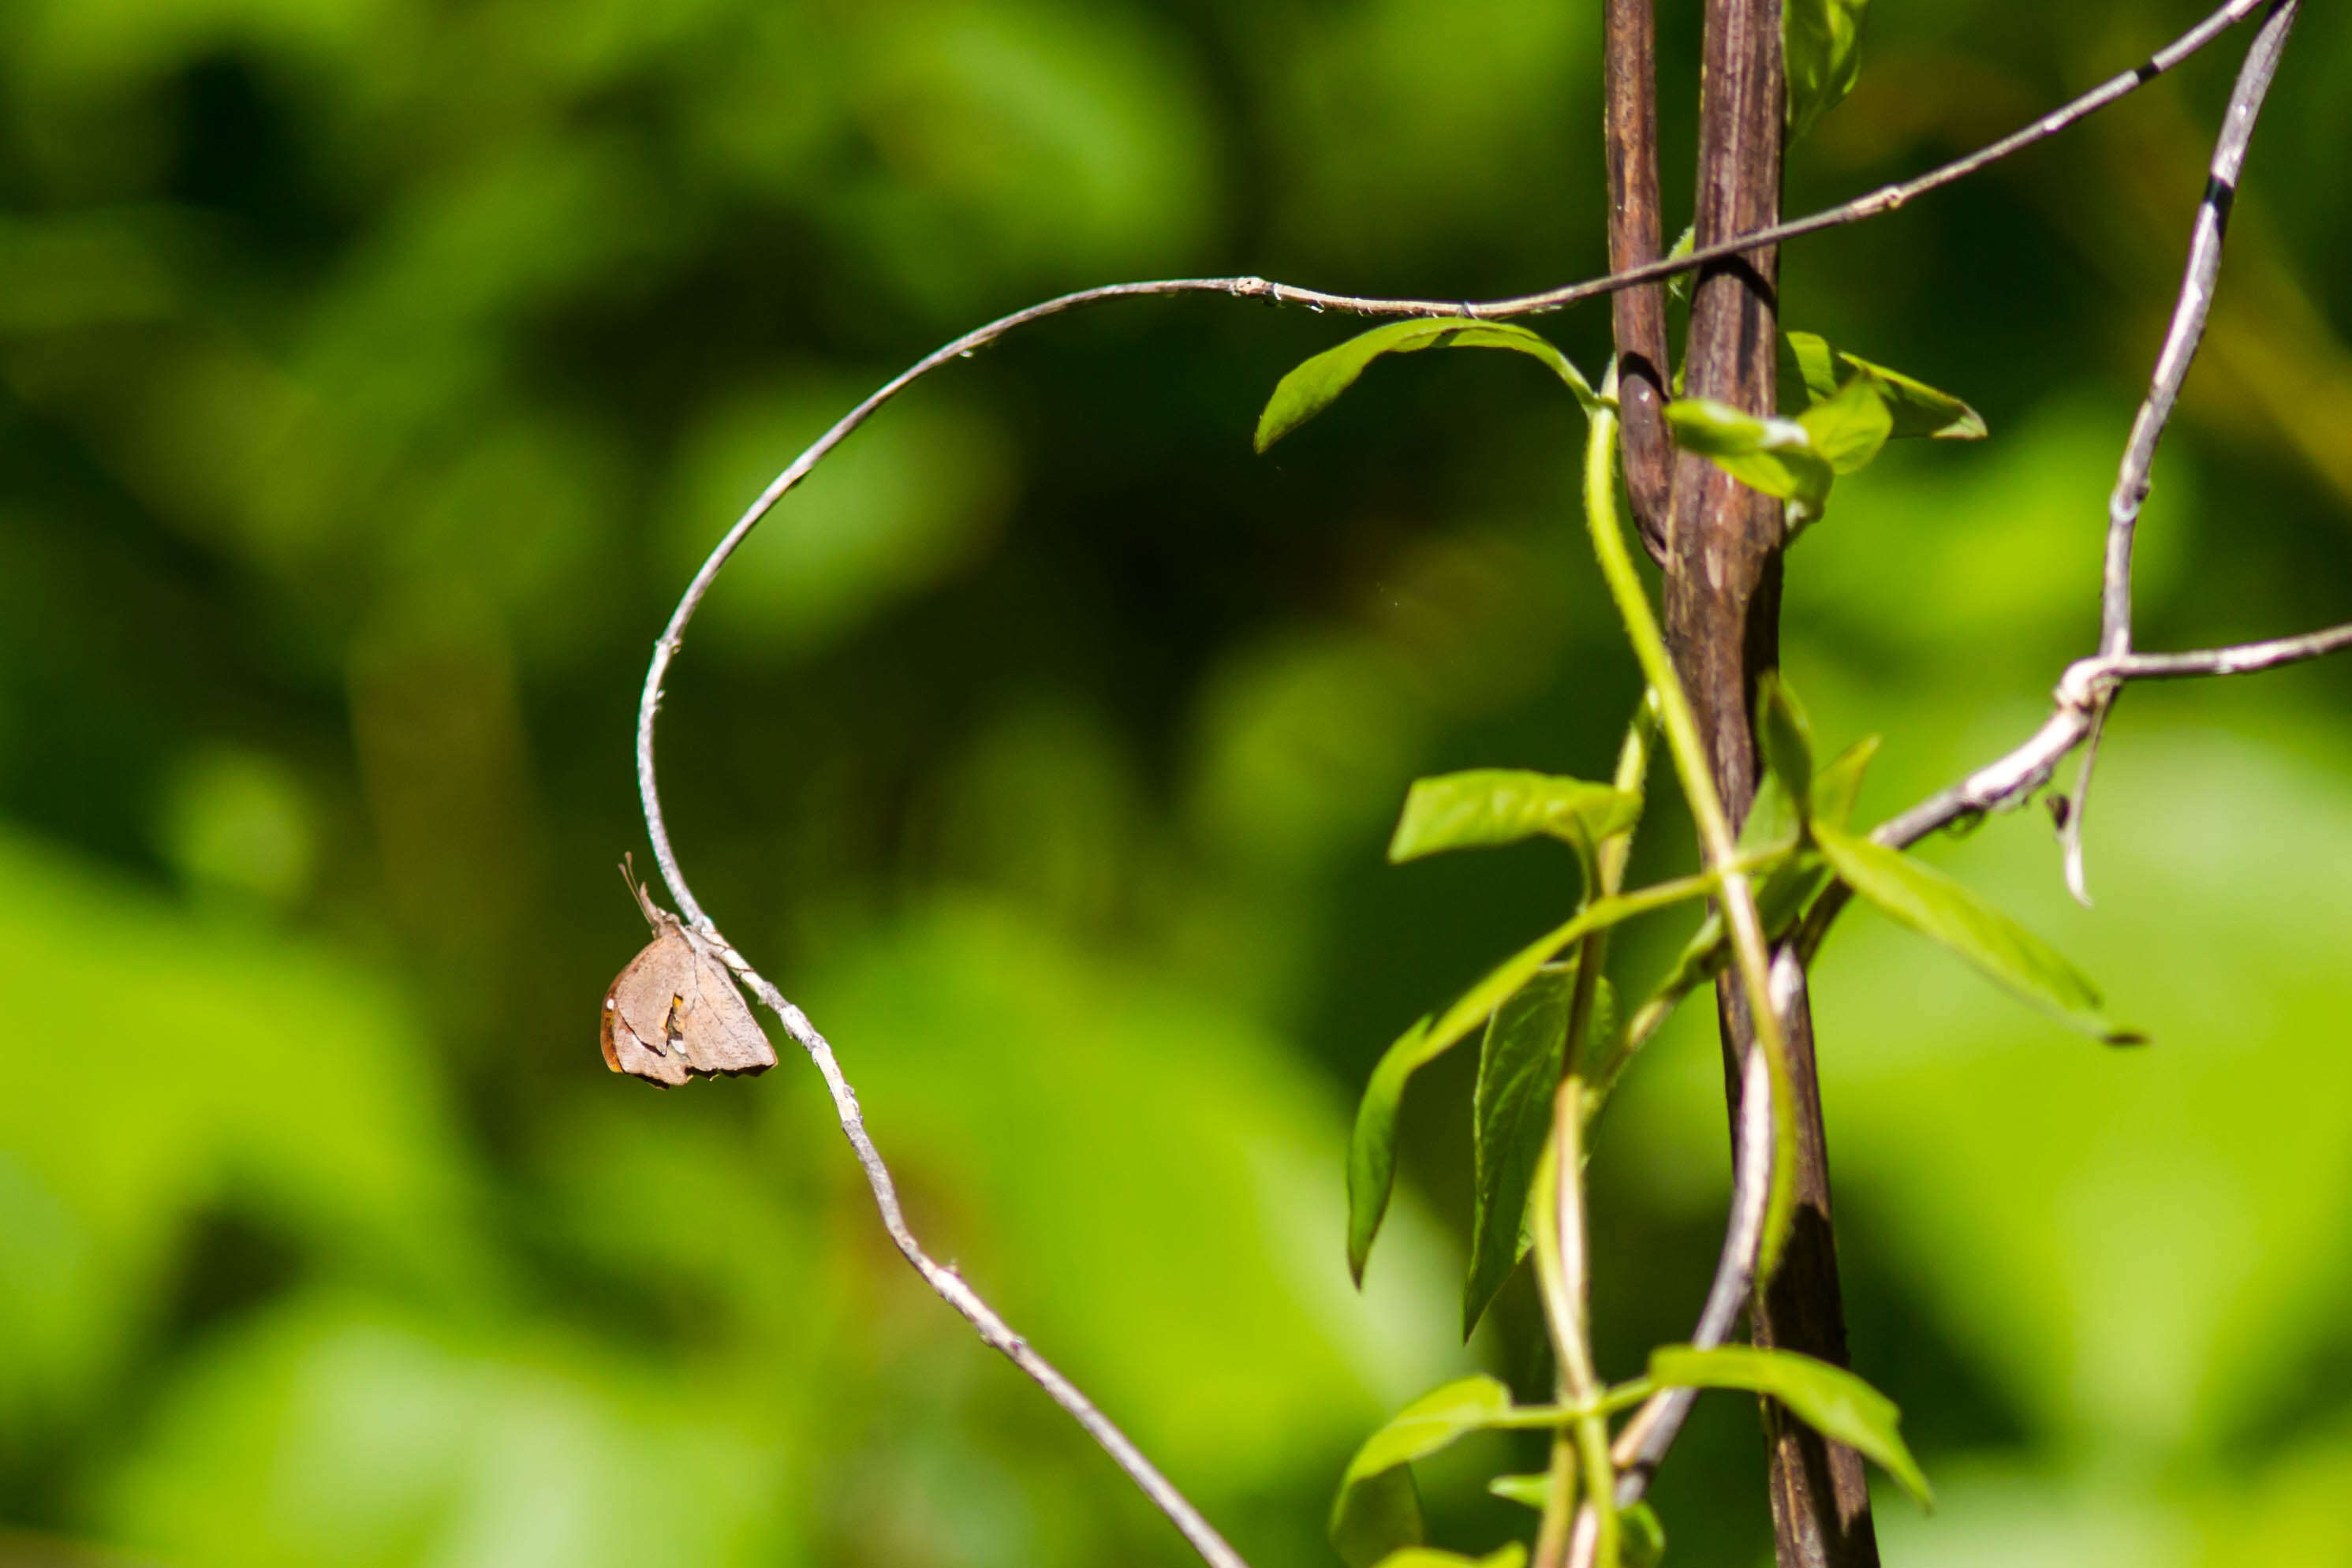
[1813,735,1881,831]
[1256,319,1596,452]
[1648,1344,1931,1506]
[1742,772,1805,861]
[1462,965,1571,1338]
[1346,1014,1443,1283]
[1389,771,1640,864]
[1665,223,1697,304]
[1783,331,1844,405]
[1845,351,1987,440]
[1463,968,1616,1338]
[1783,330,1985,441]
[1349,883,1716,1279]
[1797,374,1894,476]
[1814,825,2142,1043]
[1786,0,1870,145]
[1487,1473,1554,1511]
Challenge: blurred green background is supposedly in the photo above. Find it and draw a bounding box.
[6,0,2352,1563]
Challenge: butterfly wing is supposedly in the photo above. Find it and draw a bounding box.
[670,932,777,1077]
[600,924,700,1088]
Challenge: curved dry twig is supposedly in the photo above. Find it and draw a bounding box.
[625,2,2280,1557]
[2067,0,2302,899]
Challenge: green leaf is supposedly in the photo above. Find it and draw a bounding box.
[1331,1376,1518,1562]
[1349,882,1715,1279]
[1331,1464,1424,1568]
[1389,771,1641,864]
[1339,1375,1516,1478]
[1648,1344,1931,1506]
[1665,223,1697,306]
[1371,1548,1529,1568]
[1812,735,1880,831]
[1256,319,1596,452]
[1784,331,1845,406]
[1813,825,2143,1043]
[1796,373,1893,476]
[1785,0,1869,145]
[1845,351,1987,441]
[1663,398,1834,528]
[1346,1014,1444,1284]
[1782,331,1986,441]
[1487,1473,1553,1510]
[1757,674,1816,828]
[1462,968,1615,1338]
[1742,775,1805,862]
[1622,1502,1667,1568]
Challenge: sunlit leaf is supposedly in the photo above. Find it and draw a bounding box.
[1388,770,1640,864]
[1487,1473,1554,1511]
[1463,967,1616,1338]
[1783,331,1985,441]
[1785,0,1870,145]
[1663,398,1834,526]
[1846,353,1987,442]
[1814,825,2143,1043]
[1665,223,1697,305]
[1256,319,1596,452]
[1331,1376,1516,1562]
[1372,1547,1529,1568]
[1785,331,1845,406]
[1797,374,1893,476]
[1648,1344,1931,1505]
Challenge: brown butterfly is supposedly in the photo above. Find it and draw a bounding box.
[600,864,777,1087]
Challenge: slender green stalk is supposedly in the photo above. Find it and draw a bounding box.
[1530,1115,1618,1568]
[1533,699,1651,1564]
[1530,1430,1581,1568]
[1581,372,1800,1274]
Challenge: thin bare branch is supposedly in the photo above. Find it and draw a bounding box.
[2068,0,2300,898]
[1887,620,2352,849]
[1607,978,1782,1503]
[2100,619,2352,681]
[2101,0,2302,657]
[1789,614,2352,971]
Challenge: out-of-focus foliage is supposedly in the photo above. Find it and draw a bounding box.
[6,0,2352,1564]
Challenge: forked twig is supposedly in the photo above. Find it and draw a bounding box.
[2065,0,2302,901]
[627,2,2281,1559]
